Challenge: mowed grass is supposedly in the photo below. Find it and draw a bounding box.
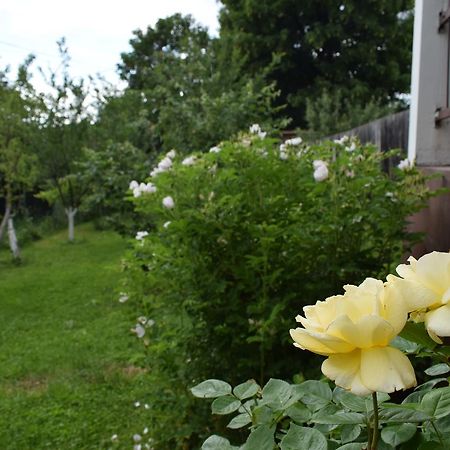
[0,224,150,449]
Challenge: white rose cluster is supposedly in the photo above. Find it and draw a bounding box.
[313,160,329,182]
[249,123,267,139]
[150,149,177,177]
[279,136,303,160]
[129,181,157,198]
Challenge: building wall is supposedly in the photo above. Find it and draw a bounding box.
[409,0,450,165]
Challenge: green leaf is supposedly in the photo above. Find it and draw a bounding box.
[335,444,364,450]
[415,378,448,392]
[252,405,274,426]
[260,378,292,409]
[333,388,366,412]
[378,405,432,423]
[280,424,327,450]
[425,364,450,376]
[233,380,260,400]
[313,412,365,425]
[241,424,275,450]
[381,423,417,446]
[286,403,312,423]
[191,379,232,398]
[390,335,421,353]
[296,380,332,411]
[340,424,362,444]
[227,413,252,429]
[399,322,436,350]
[201,435,235,450]
[421,387,450,419]
[211,395,241,415]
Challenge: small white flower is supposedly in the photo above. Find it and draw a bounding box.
[345,170,355,178]
[334,135,350,145]
[166,149,176,159]
[285,137,302,146]
[279,151,288,160]
[134,445,142,450]
[258,131,267,139]
[133,187,142,198]
[279,143,287,152]
[129,180,139,190]
[146,319,155,327]
[162,196,175,209]
[158,157,172,170]
[144,183,157,193]
[138,316,147,325]
[182,155,197,166]
[143,427,149,435]
[346,142,357,152]
[134,401,141,407]
[135,231,149,241]
[163,221,171,229]
[134,324,146,338]
[398,158,413,170]
[144,403,150,409]
[249,123,262,134]
[209,146,221,153]
[133,434,142,443]
[150,167,163,177]
[313,160,329,182]
[111,434,118,442]
[119,292,129,303]
[385,192,394,198]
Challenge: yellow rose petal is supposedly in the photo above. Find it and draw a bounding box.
[360,347,416,393]
[386,274,438,311]
[326,315,395,348]
[425,304,450,339]
[322,350,372,396]
[290,328,354,356]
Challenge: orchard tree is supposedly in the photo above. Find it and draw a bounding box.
[218,0,414,127]
[0,59,39,259]
[37,38,92,241]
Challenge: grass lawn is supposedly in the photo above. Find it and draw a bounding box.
[0,224,151,449]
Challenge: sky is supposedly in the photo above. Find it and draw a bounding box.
[0,0,222,89]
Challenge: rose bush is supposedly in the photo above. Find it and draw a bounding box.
[121,127,434,448]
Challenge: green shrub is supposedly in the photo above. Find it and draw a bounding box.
[122,130,432,448]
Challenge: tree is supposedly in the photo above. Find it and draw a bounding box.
[37,39,92,241]
[118,14,283,153]
[218,0,414,127]
[0,59,39,259]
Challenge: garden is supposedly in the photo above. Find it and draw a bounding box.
[2,2,450,449]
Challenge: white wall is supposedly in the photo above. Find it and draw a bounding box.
[408,0,450,166]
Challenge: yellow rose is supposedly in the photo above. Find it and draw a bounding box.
[290,278,416,396]
[387,251,450,343]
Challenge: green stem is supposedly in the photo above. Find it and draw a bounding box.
[370,393,379,450]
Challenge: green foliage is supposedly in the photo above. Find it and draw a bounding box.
[305,87,396,137]
[219,0,414,126]
[193,366,450,449]
[76,142,150,234]
[118,14,284,153]
[122,131,433,448]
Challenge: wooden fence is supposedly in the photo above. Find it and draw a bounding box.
[327,109,410,153]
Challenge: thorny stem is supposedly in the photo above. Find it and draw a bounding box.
[370,393,379,450]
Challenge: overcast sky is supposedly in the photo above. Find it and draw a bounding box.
[0,0,221,89]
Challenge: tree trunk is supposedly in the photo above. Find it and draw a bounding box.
[7,216,20,260]
[65,207,78,242]
[0,203,11,242]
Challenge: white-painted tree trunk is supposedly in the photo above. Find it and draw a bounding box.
[7,216,20,260]
[65,207,78,242]
[0,204,11,243]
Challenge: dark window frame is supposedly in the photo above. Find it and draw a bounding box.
[436,2,450,124]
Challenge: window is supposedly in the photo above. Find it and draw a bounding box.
[436,1,450,124]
